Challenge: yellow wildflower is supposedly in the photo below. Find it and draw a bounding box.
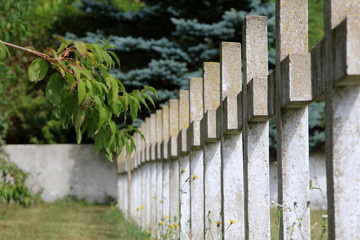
[165,215,169,219]
[146,230,151,234]
[136,207,140,211]
[230,219,235,224]
[175,224,179,228]
[160,221,164,225]
[216,221,221,227]
[141,205,145,210]
[181,168,185,174]
[193,175,198,180]
[170,224,175,229]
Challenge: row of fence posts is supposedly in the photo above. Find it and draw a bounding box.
[117,0,360,239]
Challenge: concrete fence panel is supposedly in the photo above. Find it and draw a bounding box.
[116,0,360,239]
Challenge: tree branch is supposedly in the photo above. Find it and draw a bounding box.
[0,39,76,79]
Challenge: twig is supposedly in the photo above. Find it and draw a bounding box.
[0,39,76,78]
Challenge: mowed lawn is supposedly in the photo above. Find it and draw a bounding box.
[0,201,149,240]
[0,201,327,240]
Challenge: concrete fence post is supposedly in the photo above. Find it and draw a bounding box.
[188,77,204,239]
[150,113,158,231]
[145,117,151,230]
[117,149,127,214]
[168,99,180,225]
[324,1,360,238]
[135,132,142,226]
[242,16,270,240]
[178,90,191,239]
[162,105,171,221]
[156,109,164,226]
[140,122,146,229]
[202,62,221,239]
[127,143,133,220]
[220,42,244,239]
[275,0,311,239]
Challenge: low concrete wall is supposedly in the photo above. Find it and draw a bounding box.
[3,144,117,203]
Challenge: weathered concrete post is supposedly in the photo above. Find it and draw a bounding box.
[275,0,311,239]
[242,16,270,240]
[130,148,134,220]
[122,160,129,219]
[188,77,204,239]
[202,62,221,239]
[133,133,140,224]
[162,105,171,220]
[145,117,151,230]
[117,150,127,215]
[127,142,133,220]
[168,99,180,225]
[178,90,191,238]
[140,122,146,229]
[220,42,244,239]
[150,113,158,231]
[156,109,164,225]
[135,132,143,226]
[324,1,360,238]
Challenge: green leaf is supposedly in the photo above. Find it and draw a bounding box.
[76,127,82,144]
[123,92,129,110]
[54,34,68,44]
[46,73,64,104]
[136,94,150,112]
[108,51,120,68]
[0,189,7,203]
[116,78,125,93]
[28,58,48,82]
[97,106,108,129]
[133,128,145,141]
[113,99,124,116]
[129,97,139,123]
[145,86,158,99]
[82,69,95,81]
[142,93,156,108]
[57,39,73,52]
[108,121,117,148]
[124,136,130,154]
[91,43,104,63]
[0,42,10,60]
[75,41,87,57]
[86,80,93,96]
[94,128,109,153]
[105,150,113,162]
[86,113,98,137]
[109,76,118,108]
[103,51,113,69]
[77,80,86,105]
[71,65,81,81]
[75,106,85,130]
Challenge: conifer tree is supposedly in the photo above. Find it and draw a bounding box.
[65,0,276,108]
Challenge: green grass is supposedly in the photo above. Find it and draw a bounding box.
[0,200,150,240]
[0,201,328,239]
[271,208,328,240]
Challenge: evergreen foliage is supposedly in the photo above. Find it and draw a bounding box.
[65,0,276,106]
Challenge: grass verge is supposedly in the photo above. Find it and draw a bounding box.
[0,200,150,240]
[0,201,327,240]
